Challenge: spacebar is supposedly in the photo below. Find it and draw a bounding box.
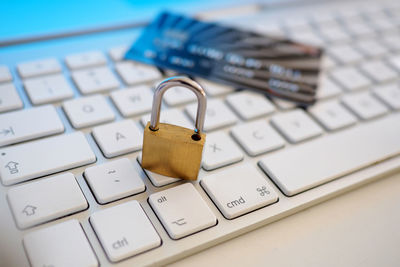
[259,114,400,196]
[0,132,96,185]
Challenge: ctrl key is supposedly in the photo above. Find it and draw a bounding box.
[23,219,98,267]
[90,200,161,262]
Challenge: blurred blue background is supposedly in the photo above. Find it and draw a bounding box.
[0,0,238,42]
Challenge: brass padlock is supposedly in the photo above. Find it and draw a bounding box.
[142,76,207,180]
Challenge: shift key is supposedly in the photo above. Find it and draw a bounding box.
[0,105,64,147]
[0,132,96,185]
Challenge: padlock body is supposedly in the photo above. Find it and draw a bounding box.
[142,122,206,180]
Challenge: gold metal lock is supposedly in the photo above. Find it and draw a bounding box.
[142,76,207,180]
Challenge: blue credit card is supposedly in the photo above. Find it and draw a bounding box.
[125,11,324,105]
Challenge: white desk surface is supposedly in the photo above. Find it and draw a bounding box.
[170,171,400,267]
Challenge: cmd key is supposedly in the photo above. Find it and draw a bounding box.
[0,132,96,185]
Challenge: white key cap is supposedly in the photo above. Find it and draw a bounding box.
[387,55,400,72]
[226,91,275,120]
[202,132,244,171]
[0,83,23,112]
[341,92,388,120]
[288,29,325,46]
[321,55,337,70]
[111,86,154,117]
[309,100,357,131]
[138,156,180,187]
[65,51,107,70]
[23,74,74,104]
[344,20,375,37]
[355,39,388,57]
[259,113,400,196]
[109,45,128,61]
[186,99,238,131]
[149,183,217,239]
[0,132,96,185]
[141,108,192,129]
[330,67,371,91]
[317,24,350,43]
[270,109,323,143]
[92,120,142,158]
[8,173,87,228]
[90,200,161,262]
[24,220,98,267]
[328,44,363,64]
[231,120,285,156]
[115,62,161,85]
[316,75,342,99]
[17,58,61,78]
[202,164,278,219]
[159,83,197,106]
[382,35,400,51]
[85,159,145,204]
[359,61,397,83]
[0,65,12,83]
[72,67,120,94]
[272,98,297,110]
[196,79,234,96]
[0,105,64,147]
[373,83,400,110]
[63,95,115,128]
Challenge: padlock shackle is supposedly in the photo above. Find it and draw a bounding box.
[150,76,207,134]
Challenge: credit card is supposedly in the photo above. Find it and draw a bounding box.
[125,11,324,105]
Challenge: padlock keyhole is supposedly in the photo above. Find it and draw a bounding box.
[191,133,201,141]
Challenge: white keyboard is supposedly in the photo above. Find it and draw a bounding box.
[1,0,400,266]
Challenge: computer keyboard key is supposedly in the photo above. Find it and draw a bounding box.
[8,173,87,228]
[259,113,400,196]
[330,67,371,91]
[0,105,64,147]
[186,99,238,131]
[202,131,244,171]
[381,35,400,52]
[316,75,342,99]
[90,200,161,262]
[85,158,145,204]
[0,83,23,113]
[63,94,115,128]
[0,65,12,83]
[387,55,400,72]
[109,45,128,61]
[202,164,278,219]
[317,24,351,43]
[17,58,62,78]
[111,85,154,117]
[226,91,275,120]
[341,92,388,120]
[23,74,74,104]
[72,66,120,95]
[149,183,217,239]
[328,44,363,64]
[309,100,357,131]
[92,120,142,158]
[137,156,180,187]
[115,62,161,85]
[231,120,285,157]
[0,132,96,185]
[272,98,297,110]
[372,83,400,110]
[141,108,193,129]
[195,79,235,97]
[65,51,107,69]
[355,39,388,57]
[270,109,323,143]
[24,220,98,267]
[359,61,397,83]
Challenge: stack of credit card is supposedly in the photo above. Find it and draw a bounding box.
[125,11,324,105]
